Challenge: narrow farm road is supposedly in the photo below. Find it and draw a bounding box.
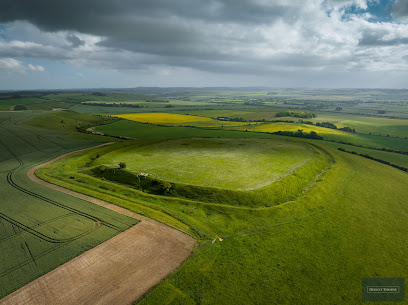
[0,143,196,305]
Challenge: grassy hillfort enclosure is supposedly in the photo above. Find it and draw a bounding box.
[0,88,408,304]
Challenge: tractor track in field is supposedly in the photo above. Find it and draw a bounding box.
[0,138,108,278]
[0,213,80,243]
[0,142,197,305]
[0,126,41,152]
[0,139,120,247]
[0,139,123,234]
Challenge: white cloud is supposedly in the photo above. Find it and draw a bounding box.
[0,57,25,72]
[27,63,45,72]
[0,57,45,73]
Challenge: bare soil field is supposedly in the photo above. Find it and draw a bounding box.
[0,143,196,305]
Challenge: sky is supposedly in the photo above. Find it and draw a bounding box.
[1,0,408,90]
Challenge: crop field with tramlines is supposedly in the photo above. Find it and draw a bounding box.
[0,112,137,299]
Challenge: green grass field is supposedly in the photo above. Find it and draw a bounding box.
[0,112,138,299]
[0,98,47,111]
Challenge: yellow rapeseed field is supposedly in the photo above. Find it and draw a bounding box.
[115,113,214,124]
[115,113,252,128]
[236,122,348,136]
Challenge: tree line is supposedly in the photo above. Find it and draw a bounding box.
[337,148,408,172]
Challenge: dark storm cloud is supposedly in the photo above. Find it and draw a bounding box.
[0,0,307,73]
[0,0,295,32]
[392,0,408,19]
[0,0,303,68]
[2,0,408,87]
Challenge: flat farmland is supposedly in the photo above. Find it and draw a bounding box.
[0,112,138,298]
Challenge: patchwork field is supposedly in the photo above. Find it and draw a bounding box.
[110,111,408,152]
[1,88,408,304]
[309,114,408,138]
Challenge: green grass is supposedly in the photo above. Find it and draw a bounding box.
[43,92,148,103]
[25,110,102,132]
[91,138,315,191]
[318,141,408,168]
[25,110,120,141]
[0,98,47,111]
[24,101,73,111]
[39,138,330,208]
[138,149,408,305]
[335,118,408,138]
[0,112,138,299]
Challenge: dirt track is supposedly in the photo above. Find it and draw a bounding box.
[0,143,196,305]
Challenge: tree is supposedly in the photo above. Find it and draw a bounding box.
[119,162,127,169]
[335,107,342,111]
[159,181,172,194]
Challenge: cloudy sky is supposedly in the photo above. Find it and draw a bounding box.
[1,0,408,90]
